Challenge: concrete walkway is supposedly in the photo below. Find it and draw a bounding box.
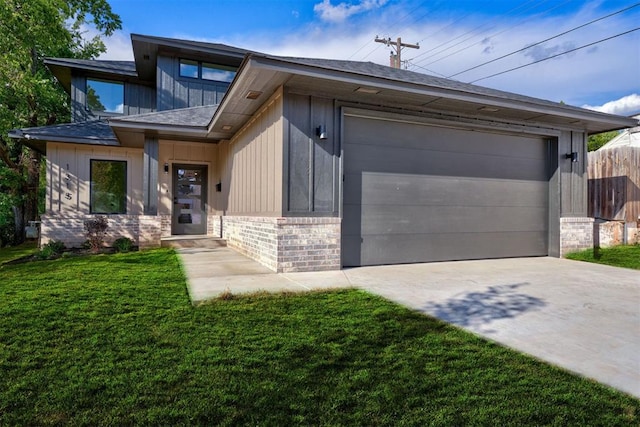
[178,246,640,398]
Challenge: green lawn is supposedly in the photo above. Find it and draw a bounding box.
[1,248,638,425]
[0,240,37,264]
[566,244,640,270]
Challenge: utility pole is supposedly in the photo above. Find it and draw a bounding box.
[374,36,420,69]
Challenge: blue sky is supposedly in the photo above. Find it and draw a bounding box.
[100,0,640,115]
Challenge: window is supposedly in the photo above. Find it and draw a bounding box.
[202,63,236,83]
[90,160,127,214]
[179,59,237,83]
[179,59,199,78]
[86,79,124,114]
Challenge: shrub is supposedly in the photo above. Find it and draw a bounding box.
[37,240,66,259]
[113,237,133,253]
[84,216,109,253]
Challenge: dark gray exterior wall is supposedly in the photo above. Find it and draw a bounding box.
[558,130,588,216]
[283,92,340,216]
[71,74,155,122]
[156,55,230,111]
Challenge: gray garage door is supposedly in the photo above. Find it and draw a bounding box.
[342,114,550,267]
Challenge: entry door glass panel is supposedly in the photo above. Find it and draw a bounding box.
[172,165,207,235]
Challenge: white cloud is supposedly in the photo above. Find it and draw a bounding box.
[582,94,640,117]
[314,0,388,23]
[99,32,134,60]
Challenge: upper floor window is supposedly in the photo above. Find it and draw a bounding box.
[179,59,236,83]
[86,79,124,114]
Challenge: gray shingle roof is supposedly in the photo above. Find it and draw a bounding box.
[44,58,137,76]
[264,55,583,113]
[112,105,218,128]
[8,120,117,144]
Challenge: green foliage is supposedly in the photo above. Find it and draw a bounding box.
[588,130,619,151]
[0,0,122,242]
[84,215,108,252]
[0,249,638,425]
[566,244,640,270]
[36,239,65,259]
[113,236,133,253]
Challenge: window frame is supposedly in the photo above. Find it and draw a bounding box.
[89,159,128,214]
[178,58,237,83]
[85,78,125,115]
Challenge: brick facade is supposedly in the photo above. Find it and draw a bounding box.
[222,216,341,272]
[560,217,595,256]
[40,213,163,249]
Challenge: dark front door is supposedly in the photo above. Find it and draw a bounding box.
[172,164,207,235]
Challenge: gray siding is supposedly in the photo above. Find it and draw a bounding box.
[156,55,229,111]
[559,130,588,216]
[284,92,339,215]
[71,75,155,122]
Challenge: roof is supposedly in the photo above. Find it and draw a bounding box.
[599,121,640,150]
[112,105,217,127]
[44,58,139,92]
[8,120,118,153]
[131,33,252,81]
[208,52,639,136]
[109,105,220,141]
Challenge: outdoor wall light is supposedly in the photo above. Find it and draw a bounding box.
[216,182,222,192]
[164,162,169,173]
[316,125,327,140]
[565,152,579,162]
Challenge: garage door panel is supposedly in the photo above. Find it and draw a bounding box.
[350,232,548,266]
[345,172,549,207]
[345,141,547,182]
[342,115,549,267]
[343,204,547,235]
[345,117,548,161]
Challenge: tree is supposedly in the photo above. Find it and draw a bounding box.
[0,0,121,245]
[587,131,619,152]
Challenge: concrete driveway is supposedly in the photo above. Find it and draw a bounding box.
[180,247,640,398]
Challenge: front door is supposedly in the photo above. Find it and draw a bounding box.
[172,164,207,235]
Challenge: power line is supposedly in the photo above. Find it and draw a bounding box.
[418,0,574,69]
[409,0,545,64]
[349,1,431,60]
[469,27,640,84]
[449,2,640,79]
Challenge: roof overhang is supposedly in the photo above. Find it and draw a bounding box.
[210,54,638,136]
[131,33,248,82]
[44,58,140,93]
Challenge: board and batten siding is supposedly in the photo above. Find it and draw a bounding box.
[219,89,284,215]
[45,142,143,215]
[284,92,339,216]
[156,56,229,111]
[558,130,588,216]
[158,141,218,216]
[71,75,155,122]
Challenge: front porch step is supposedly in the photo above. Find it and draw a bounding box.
[161,236,227,249]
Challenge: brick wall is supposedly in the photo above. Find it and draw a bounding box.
[223,216,341,272]
[40,213,162,249]
[560,217,594,256]
[595,220,639,247]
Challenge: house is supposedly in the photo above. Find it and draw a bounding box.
[588,115,640,245]
[9,34,638,272]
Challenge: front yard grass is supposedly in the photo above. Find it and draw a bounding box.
[1,248,638,425]
[566,244,640,270]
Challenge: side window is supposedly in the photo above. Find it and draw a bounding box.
[86,79,124,114]
[179,59,199,78]
[90,160,127,214]
[179,59,237,83]
[202,63,236,83]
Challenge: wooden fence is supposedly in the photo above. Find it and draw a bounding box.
[587,147,640,222]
